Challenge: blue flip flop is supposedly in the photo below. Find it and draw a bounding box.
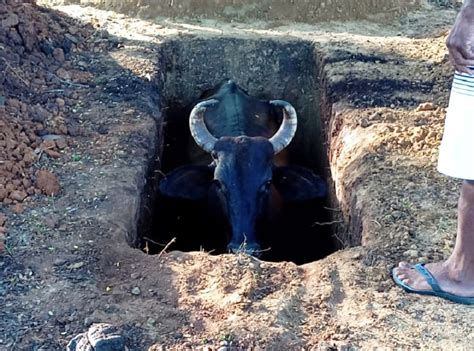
[392,263,474,305]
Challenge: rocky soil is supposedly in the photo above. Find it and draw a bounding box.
[1,1,474,350]
[0,0,97,249]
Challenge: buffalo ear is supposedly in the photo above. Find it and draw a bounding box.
[272,165,327,201]
[159,165,215,200]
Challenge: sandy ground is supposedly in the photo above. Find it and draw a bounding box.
[1,2,474,349]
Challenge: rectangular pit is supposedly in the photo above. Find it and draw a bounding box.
[137,37,345,264]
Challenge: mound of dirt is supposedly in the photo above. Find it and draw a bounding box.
[0,0,105,249]
[0,0,96,211]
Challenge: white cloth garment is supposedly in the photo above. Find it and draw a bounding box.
[438,70,474,180]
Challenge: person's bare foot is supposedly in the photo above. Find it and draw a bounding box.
[393,261,474,298]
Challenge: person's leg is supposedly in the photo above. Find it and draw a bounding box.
[393,180,474,297]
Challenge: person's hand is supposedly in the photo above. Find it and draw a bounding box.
[446,4,474,73]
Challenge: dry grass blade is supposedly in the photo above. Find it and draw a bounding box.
[1,57,30,88]
[158,237,177,258]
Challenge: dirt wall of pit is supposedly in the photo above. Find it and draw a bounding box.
[38,0,426,22]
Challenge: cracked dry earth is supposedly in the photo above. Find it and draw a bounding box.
[1,2,474,350]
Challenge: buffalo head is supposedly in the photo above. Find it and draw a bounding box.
[159,96,327,256]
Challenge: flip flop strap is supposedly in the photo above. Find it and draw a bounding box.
[414,264,443,293]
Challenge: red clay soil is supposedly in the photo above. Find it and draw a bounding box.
[1,0,97,246]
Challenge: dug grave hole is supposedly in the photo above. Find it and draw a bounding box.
[133,37,352,264]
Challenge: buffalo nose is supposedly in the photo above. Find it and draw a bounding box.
[227,242,262,256]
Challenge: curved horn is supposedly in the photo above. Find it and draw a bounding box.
[189,99,219,153]
[269,100,298,154]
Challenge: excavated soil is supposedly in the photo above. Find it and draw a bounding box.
[37,0,425,23]
[1,1,474,350]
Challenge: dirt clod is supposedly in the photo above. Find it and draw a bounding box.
[416,102,436,111]
[36,169,61,195]
[9,190,27,202]
[56,67,71,81]
[53,47,65,62]
[1,13,19,28]
[0,213,6,227]
[67,323,126,351]
[55,137,67,150]
[12,203,25,214]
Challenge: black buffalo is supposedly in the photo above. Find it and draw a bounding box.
[159,80,327,255]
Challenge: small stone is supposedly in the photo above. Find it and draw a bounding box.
[87,323,126,351]
[65,33,79,44]
[0,213,6,226]
[12,203,25,214]
[53,258,68,266]
[32,105,52,123]
[6,98,20,108]
[68,261,85,270]
[9,190,27,202]
[56,98,66,108]
[58,124,68,135]
[45,149,61,158]
[130,272,140,280]
[0,231,5,253]
[416,102,436,112]
[360,118,370,128]
[419,256,429,264]
[55,138,67,150]
[0,189,8,201]
[56,68,71,81]
[23,151,36,164]
[41,134,63,141]
[53,48,65,62]
[18,22,36,51]
[131,287,141,295]
[403,249,419,259]
[36,170,61,196]
[1,13,19,28]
